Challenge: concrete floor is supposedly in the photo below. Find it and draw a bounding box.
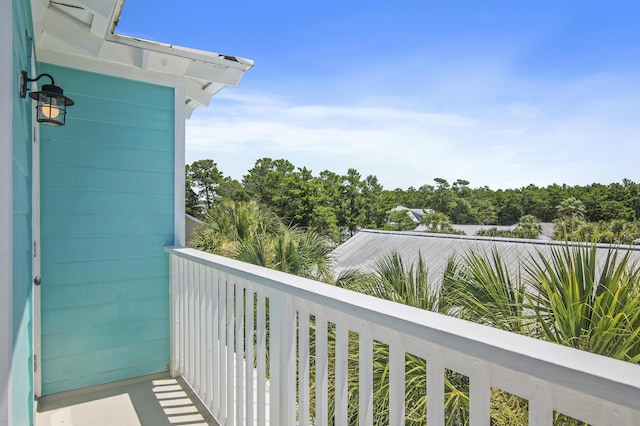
[36,373,216,426]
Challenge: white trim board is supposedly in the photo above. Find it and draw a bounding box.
[173,76,186,248]
[1,0,14,423]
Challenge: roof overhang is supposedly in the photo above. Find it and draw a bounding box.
[31,0,253,117]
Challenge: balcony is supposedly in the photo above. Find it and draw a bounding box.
[160,246,640,425]
[36,374,214,426]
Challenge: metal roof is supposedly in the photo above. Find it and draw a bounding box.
[31,0,253,117]
[330,229,640,285]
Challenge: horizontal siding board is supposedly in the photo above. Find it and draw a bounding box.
[41,120,173,151]
[42,338,169,385]
[64,94,174,130]
[39,64,174,107]
[41,297,169,335]
[41,235,173,263]
[41,256,168,287]
[42,319,170,359]
[41,190,173,214]
[41,164,173,193]
[40,214,174,239]
[41,276,169,311]
[41,141,174,171]
[42,360,169,396]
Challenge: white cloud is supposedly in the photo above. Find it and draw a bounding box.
[185,70,640,190]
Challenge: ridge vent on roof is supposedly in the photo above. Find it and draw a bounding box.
[358,228,640,251]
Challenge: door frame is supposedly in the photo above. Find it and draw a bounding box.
[31,56,42,400]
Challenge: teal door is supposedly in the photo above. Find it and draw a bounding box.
[38,64,176,395]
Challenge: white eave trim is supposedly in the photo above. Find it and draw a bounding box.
[32,0,253,115]
[107,34,253,71]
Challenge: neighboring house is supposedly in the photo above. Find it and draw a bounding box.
[387,205,435,224]
[185,213,205,244]
[4,1,251,424]
[540,221,556,239]
[330,229,640,283]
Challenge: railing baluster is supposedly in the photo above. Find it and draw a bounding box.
[187,260,195,385]
[236,280,245,426]
[212,268,220,417]
[219,273,227,421]
[199,265,207,399]
[389,338,406,426]
[315,310,328,426]
[270,292,296,425]
[470,360,491,426]
[256,291,266,426]
[426,345,445,426]
[528,379,553,426]
[205,267,214,411]
[298,303,310,426]
[227,276,235,426]
[179,256,186,376]
[194,264,202,395]
[359,328,373,426]
[335,314,349,425]
[245,284,255,426]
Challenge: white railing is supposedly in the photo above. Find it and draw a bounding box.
[166,247,640,426]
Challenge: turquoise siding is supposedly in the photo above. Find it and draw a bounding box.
[11,0,34,424]
[39,64,175,395]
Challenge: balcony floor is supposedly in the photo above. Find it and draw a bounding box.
[36,373,216,426]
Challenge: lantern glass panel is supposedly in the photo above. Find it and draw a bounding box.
[36,94,66,126]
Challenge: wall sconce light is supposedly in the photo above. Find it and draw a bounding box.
[20,71,74,127]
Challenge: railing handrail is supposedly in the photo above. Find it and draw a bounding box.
[165,246,640,412]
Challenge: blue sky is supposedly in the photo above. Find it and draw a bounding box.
[116,1,640,190]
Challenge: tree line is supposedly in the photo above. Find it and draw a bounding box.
[186,158,640,243]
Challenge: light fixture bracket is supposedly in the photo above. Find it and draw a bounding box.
[19,71,54,98]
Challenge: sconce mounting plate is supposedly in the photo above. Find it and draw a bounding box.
[19,71,28,98]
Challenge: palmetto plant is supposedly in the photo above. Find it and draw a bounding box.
[190,200,282,256]
[190,201,334,281]
[333,252,469,426]
[331,245,640,424]
[274,227,334,280]
[443,248,531,335]
[337,252,447,312]
[525,244,640,362]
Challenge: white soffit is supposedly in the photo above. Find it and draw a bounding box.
[31,0,253,117]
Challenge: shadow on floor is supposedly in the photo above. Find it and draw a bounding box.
[36,373,217,426]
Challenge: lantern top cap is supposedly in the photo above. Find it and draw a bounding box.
[28,84,75,106]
